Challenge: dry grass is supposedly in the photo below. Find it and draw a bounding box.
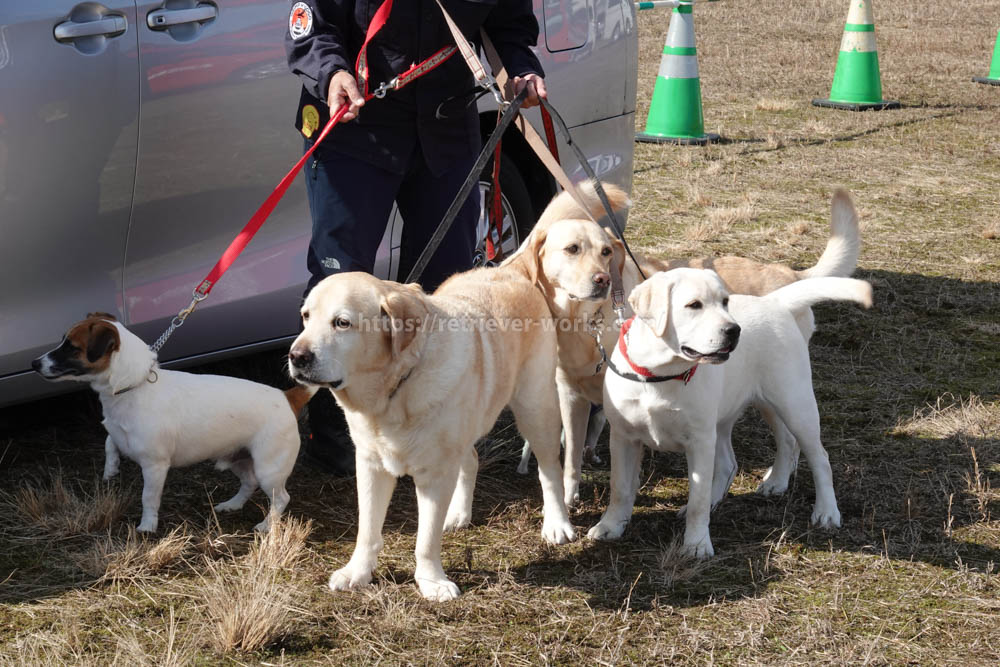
[76,524,194,581]
[1,1,999,663]
[199,515,312,654]
[1,472,131,538]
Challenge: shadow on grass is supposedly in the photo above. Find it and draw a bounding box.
[0,268,997,612]
[634,107,979,173]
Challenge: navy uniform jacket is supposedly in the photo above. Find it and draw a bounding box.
[285,0,543,176]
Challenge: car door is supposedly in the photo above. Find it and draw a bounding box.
[0,2,139,378]
[125,0,308,361]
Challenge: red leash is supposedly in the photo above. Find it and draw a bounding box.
[151,0,459,352]
[485,104,560,262]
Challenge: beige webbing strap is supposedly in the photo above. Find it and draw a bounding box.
[435,0,504,105]
[479,33,599,225]
[481,31,629,320]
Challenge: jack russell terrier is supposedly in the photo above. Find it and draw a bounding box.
[33,313,314,533]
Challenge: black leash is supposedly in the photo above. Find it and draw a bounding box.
[405,88,528,285]
[537,97,647,282]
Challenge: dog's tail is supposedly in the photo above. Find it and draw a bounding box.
[766,277,873,316]
[284,385,318,418]
[536,180,632,229]
[798,189,861,280]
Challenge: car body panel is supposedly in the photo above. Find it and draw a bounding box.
[0,0,638,407]
[0,0,139,377]
[124,0,309,359]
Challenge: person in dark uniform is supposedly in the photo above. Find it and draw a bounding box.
[285,0,547,475]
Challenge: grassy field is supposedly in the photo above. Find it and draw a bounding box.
[2,1,999,664]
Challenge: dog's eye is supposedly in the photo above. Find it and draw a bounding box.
[565,244,579,255]
[301,311,310,322]
[601,246,612,257]
[333,316,351,330]
[722,298,729,307]
[686,300,703,310]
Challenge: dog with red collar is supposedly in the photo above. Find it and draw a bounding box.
[589,269,872,557]
[32,313,314,534]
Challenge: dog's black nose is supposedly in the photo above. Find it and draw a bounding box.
[593,272,610,287]
[288,348,314,369]
[724,323,741,343]
[31,359,41,371]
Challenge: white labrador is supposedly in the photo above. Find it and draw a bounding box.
[588,269,872,557]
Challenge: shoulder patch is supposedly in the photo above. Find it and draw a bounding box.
[289,2,313,40]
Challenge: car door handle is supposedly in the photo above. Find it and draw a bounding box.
[147,5,217,30]
[54,15,127,42]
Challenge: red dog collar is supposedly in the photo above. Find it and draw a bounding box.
[608,317,697,385]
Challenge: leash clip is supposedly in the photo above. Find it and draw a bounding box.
[612,288,627,328]
[372,77,398,99]
[586,313,607,375]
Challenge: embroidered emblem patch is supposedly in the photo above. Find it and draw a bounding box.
[289,2,312,40]
[301,104,319,138]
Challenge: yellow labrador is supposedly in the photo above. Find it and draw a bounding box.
[507,185,861,507]
[288,270,574,602]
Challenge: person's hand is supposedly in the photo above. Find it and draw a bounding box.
[327,70,365,121]
[512,73,547,108]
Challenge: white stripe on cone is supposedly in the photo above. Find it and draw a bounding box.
[846,0,875,27]
[666,13,696,48]
[840,31,877,53]
[659,54,699,79]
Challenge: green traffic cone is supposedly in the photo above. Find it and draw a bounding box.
[813,0,899,111]
[636,2,719,145]
[973,28,1000,86]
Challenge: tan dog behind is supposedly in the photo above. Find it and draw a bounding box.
[506,185,861,506]
[288,269,574,602]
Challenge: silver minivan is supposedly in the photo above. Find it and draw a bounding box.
[0,0,637,407]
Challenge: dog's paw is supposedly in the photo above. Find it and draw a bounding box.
[102,467,119,482]
[681,539,714,559]
[541,517,576,545]
[587,520,625,541]
[756,468,789,496]
[442,510,471,532]
[810,505,842,530]
[515,460,530,475]
[253,518,273,533]
[214,499,244,513]
[328,565,373,592]
[416,577,461,602]
[136,519,158,533]
[563,483,581,509]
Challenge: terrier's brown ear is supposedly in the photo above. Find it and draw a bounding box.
[86,320,121,363]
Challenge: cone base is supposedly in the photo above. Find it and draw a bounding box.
[636,132,720,145]
[973,76,1000,86]
[812,98,901,111]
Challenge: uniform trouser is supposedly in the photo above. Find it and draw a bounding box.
[303,139,481,294]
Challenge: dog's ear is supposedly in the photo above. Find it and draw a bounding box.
[86,321,120,363]
[379,287,428,359]
[520,226,548,287]
[628,275,671,338]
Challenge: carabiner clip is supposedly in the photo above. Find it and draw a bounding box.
[373,77,397,99]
